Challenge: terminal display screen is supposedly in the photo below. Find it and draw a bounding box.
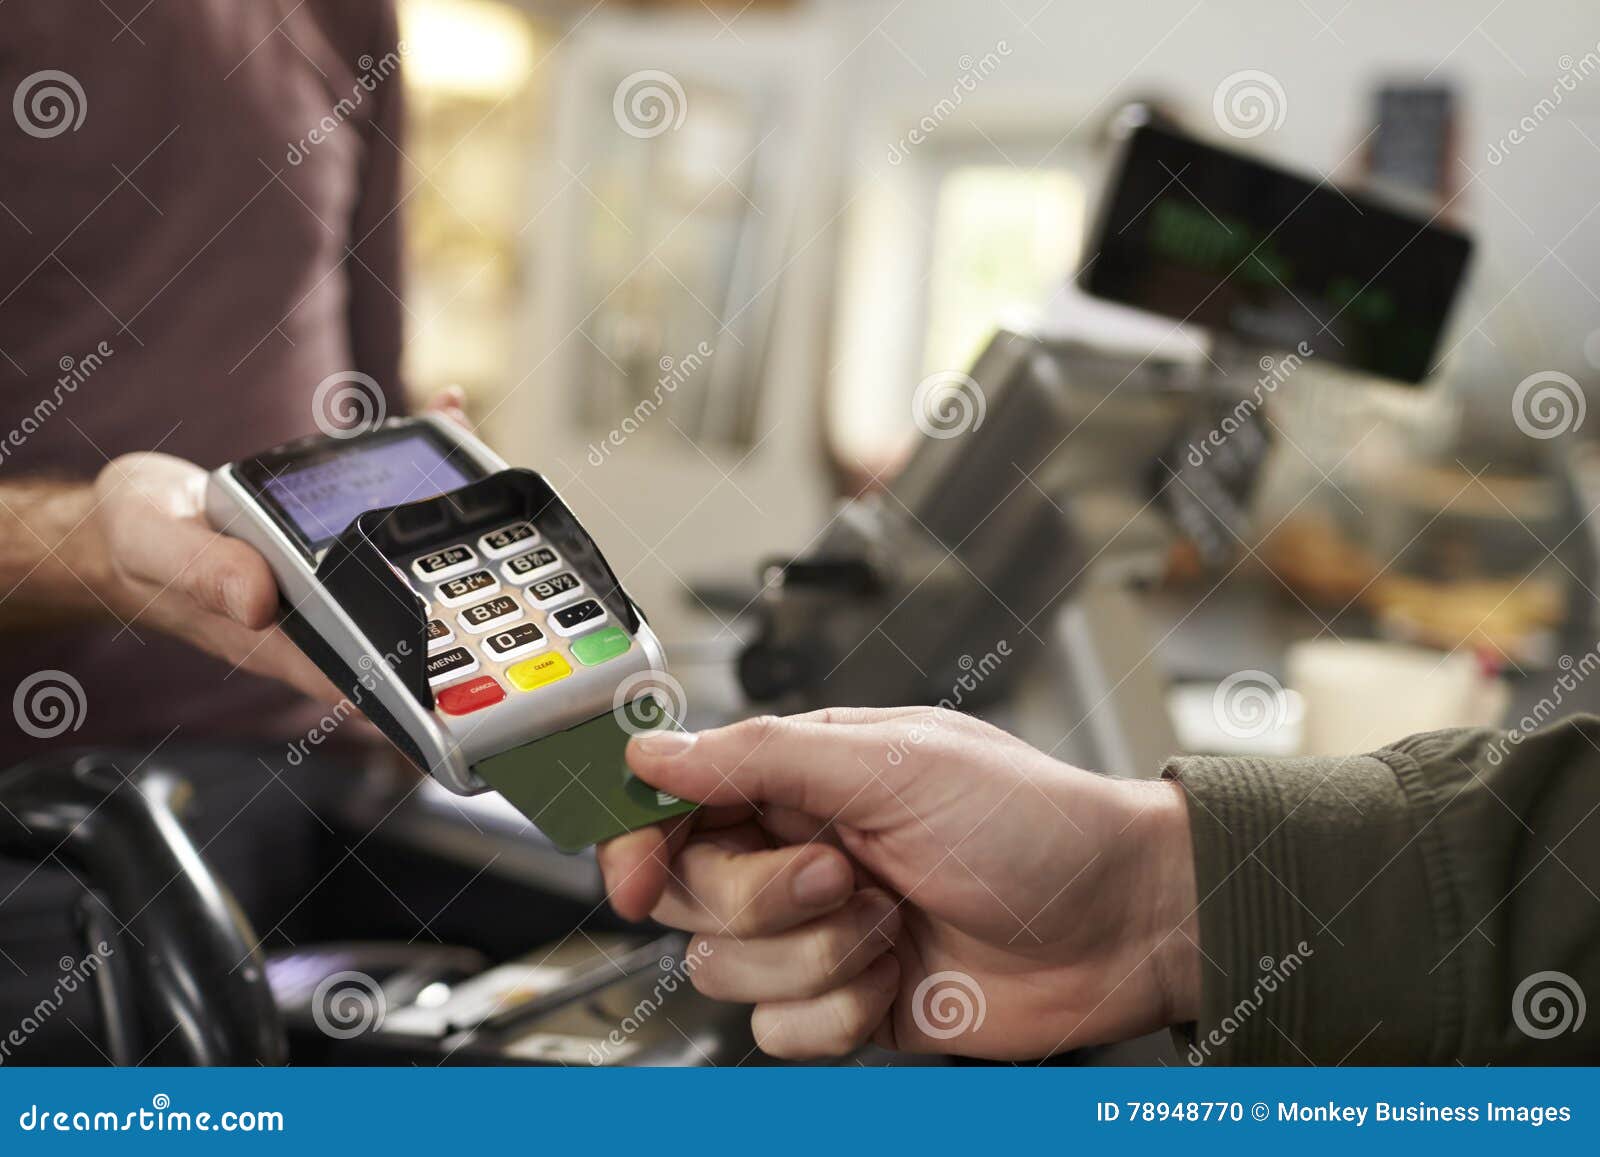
[261,434,474,551]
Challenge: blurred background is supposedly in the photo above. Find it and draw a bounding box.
[395,0,1600,761]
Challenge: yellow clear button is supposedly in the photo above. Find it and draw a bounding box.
[507,652,573,692]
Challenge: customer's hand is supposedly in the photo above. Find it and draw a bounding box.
[78,389,470,704]
[597,706,1199,1060]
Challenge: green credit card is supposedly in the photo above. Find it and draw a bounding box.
[473,704,696,853]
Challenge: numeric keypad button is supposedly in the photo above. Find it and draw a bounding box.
[458,595,523,634]
[435,569,499,607]
[503,547,562,584]
[525,571,583,610]
[412,545,477,583]
[482,622,547,661]
[478,522,538,559]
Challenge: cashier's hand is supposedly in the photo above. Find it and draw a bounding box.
[81,389,470,705]
[597,707,1200,1060]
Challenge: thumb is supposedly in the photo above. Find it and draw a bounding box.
[626,714,909,828]
[130,517,281,629]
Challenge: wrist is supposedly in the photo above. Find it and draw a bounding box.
[0,481,119,620]
[1120,777,1201,1027]
[56,485,123,612]
[1152,779,1201,1024]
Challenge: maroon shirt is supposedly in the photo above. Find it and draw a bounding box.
[0,0,408,765]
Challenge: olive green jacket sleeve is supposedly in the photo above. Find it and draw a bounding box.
[1164,715,1600,1065]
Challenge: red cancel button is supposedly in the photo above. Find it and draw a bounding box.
[436,676,506,716]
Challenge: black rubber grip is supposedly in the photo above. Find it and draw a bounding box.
[278,604,430,772]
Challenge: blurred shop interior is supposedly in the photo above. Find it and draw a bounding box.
[403,0,1600,757]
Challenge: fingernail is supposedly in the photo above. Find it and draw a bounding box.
[791,853,852,908]
[633,730,697,758]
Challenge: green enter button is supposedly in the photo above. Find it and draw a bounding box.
[571,626,631,666]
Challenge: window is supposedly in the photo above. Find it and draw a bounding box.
[922,166,1084,380]
[829,150,1087,470]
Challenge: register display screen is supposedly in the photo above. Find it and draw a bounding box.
[1082,123,1473,383]
[263,435,473,550]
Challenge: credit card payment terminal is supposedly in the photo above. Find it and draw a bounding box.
[207,414,694,851]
